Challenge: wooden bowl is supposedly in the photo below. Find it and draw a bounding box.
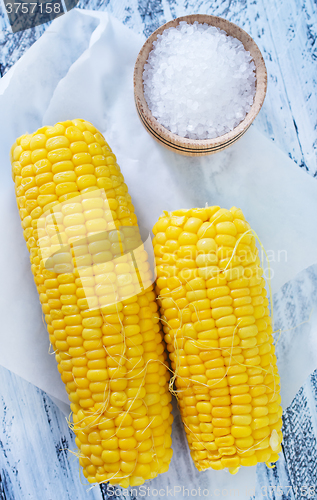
[134,14,267,156]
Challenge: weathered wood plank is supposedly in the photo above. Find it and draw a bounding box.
[256,453,296,500]
[261,261,317,499]
[0,366,103,500]
[261,0,317,174]
[0,1,317,498]
[0,0,316,173]
[281,370,317,500]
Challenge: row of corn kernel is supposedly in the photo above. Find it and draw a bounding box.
[49,252,171,485]
[154,208,226,469]
[229,208,282,465]
[68,290,173,486]
[12,120,136,242]
[11,120,174,487]
[153,206,283,472]
[50,267,172,486]
[28,251,172,487]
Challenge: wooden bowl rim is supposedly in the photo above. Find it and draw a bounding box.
[134,14,267,151]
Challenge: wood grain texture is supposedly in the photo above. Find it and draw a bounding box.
[269,263,317,500]
[0,1,316,499]
[0,0,316,171]
[0,367,105,500]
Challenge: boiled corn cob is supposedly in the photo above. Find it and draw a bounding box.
[153,206,282,473]
[11,119,173,487]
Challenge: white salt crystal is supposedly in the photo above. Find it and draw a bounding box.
[143,21,256,140]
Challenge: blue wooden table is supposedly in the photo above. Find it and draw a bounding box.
[0,1,316,499]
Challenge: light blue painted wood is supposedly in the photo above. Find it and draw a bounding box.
[0,366,103,500]
[0,0,316,173]
[261,0,317,174]
[0,1,316,499]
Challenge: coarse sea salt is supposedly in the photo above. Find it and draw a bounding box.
[143,21,256,140]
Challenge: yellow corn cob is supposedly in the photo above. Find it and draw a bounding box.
[153,206,282,473]
[11,119,173,487]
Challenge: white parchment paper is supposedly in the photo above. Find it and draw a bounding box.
[0,9,317,497]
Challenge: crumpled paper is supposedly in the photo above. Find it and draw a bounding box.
[0,9,317,498]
